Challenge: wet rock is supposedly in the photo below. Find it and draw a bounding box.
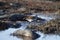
[11,23,21,28]
[0,21,21,31]
[8,22,21,28]
[11,29,40,40]
[32,15,46,23]
[9,14,27,21]
[32,31,40,39]
[26,15,46,22]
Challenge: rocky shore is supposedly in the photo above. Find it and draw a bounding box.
[27,18,60,35]
[0,0,60,40]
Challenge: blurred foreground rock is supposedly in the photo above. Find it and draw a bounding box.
[12,29,40,40]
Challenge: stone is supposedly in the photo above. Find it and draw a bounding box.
[11,29,40,40]
[9,14,27,21]
[12,22,21,28]
[0,21,22,31]
[26,15,46,22]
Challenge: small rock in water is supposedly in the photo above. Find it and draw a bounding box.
[11,29,40,40]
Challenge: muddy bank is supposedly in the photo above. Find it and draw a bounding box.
[0,1,60,14]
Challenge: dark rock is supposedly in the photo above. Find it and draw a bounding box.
[0,2,6,6]
[0,22,9,31]
[11,23,21,28]
[32,31,40,39]
[26,15,46,22]
[32,15,46,22]
[9,14,27,21]
[0,21,21,31]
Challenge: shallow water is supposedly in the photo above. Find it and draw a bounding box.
[36,31,60,40]
[0,28,23,40]
[0,28,60,40]
[0,14,60,40]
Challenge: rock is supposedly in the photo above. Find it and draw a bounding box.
[26,15,46,22]
[32,16,46,23]
[0,22,9,31]
[12,22,21,28]
[0,21,22,31]
[11,29,40,40]
[9,14,27,21]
